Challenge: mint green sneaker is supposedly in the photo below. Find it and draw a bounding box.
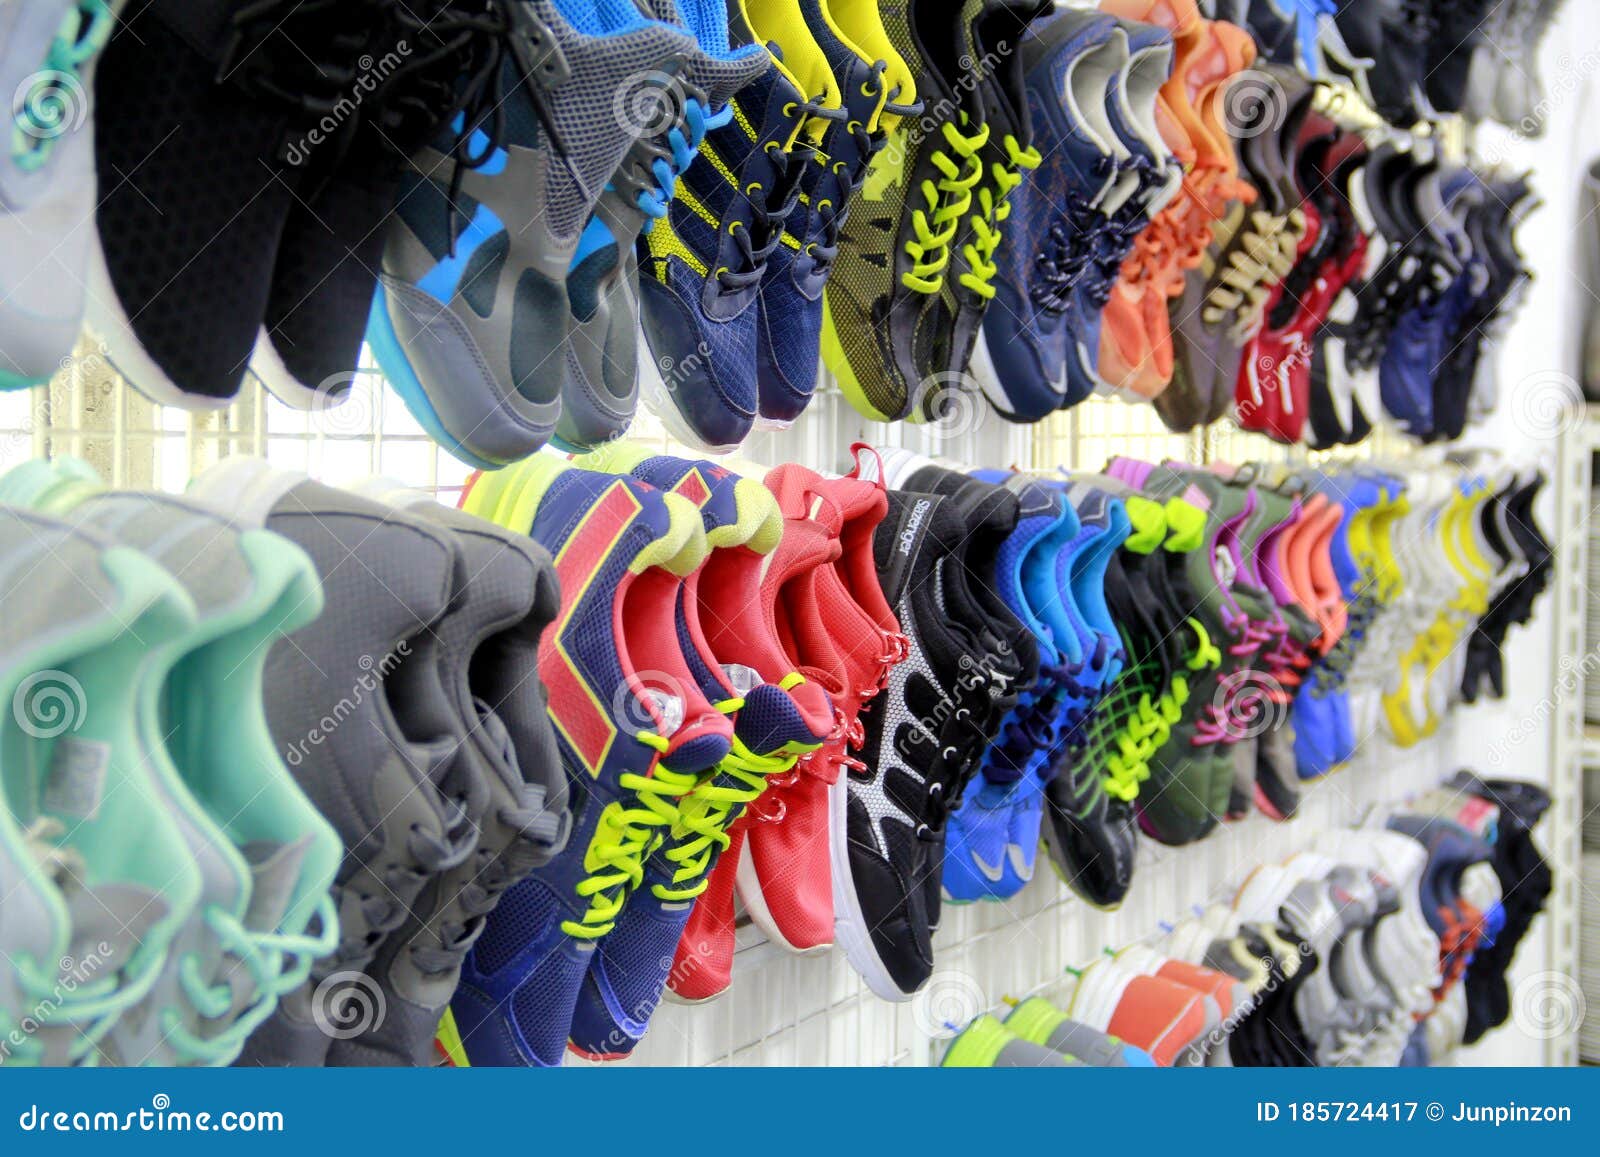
[0,505,200,1066]
[4,458,342,1065]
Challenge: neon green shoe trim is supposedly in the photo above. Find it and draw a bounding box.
[1121,496,1168,553]
[1162,497,1207,552]
[901,117,988,294]
[1003,997,1068,1046]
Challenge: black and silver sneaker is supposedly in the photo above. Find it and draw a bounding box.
[832,490,992,1000]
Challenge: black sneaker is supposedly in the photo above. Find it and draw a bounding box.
[833,490,992,999]
[1425,0,1498,115]
[90,0,392,407]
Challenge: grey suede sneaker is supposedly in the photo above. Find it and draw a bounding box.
[325,483,570,1067]
[192,461,473,1067]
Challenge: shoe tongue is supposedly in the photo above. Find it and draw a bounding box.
[240,837,313,935]
[733,681,830,754]
[65,882,169,969]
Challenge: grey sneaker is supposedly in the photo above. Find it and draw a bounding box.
[370,0,698,468]
[0,506,200,1066]
[0,0,121,389]
[3,460,344,1066]
[192,460,473,1067]
[325,483,569,1067]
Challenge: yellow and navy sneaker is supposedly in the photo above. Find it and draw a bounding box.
[754,0,919,428]
[824,0,992,421]
[639,0,842,453]
[557,0,771,448]
[454,455,724,1066]
[936,0,1047,414]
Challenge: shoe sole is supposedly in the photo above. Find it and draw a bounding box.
[365,283,507,472]
[246,325,351,411]
[826,773,914,1002]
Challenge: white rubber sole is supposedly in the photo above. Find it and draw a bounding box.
[733,840,832,958]
[82,226,236,412]
[1066,959,1135,1030]
[247,325,350,411]
[826,774,913,1003]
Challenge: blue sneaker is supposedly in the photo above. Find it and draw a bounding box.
[945,471,1073,899]
[556,1,770,449]
[975,11,1122,421]
[371,0,698,468]
[640,6,841,451]
[564,447,826,1057]
[456,457,725,1066]
[754,0,918,429]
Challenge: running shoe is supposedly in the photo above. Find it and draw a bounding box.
[188,462,475,1069]
[1065,958,1217,1067]
[870,453,1035,905]
[665,458,839,1002]
[756,0,919,428]
[0,0,119,390]
[1004,998,1156,1065]
[454,456,715,1066]
[0,506,200,1066]
[556,0,771,449]
[938,0,1048,404]
[565,445,825,1057]
[7,463,343,1068]
[87,0,398,407]
[328,484,570,1067]
[823,0,989,421]
[941,1014,1076,1066]
[974,10,1124,421]
[369,1,698,466]
[639,2,841,452]
[835,489,989,999]
[738,461,903,954]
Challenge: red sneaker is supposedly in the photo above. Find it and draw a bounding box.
[738,464,903,955]
[667,491,839,1000]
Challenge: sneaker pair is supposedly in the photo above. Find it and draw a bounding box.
[1097,0,1257,401]
[453,453,723,1065]
[826,0,1048,424]
[975,7,1178,421]
[1060,955,1224,1067]
[0,460,341,1066]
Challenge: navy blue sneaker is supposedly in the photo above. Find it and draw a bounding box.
[975,11,1122,422]
[566,449,826,1057]
[455,458,725,1066]
[754,0,919,429]
[557,0,770,449]
[639,6,841,452]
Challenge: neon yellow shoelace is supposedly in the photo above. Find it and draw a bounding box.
[562,759,696,940]
[901,118,989,294]
[653,736,795,904]
[958,135,1041,300]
